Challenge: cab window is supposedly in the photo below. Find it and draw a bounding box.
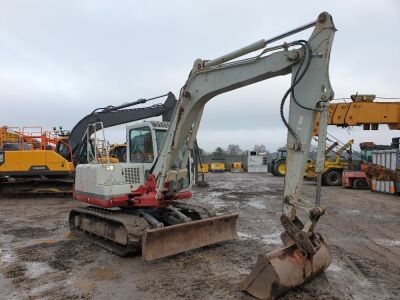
[129,127,154,163]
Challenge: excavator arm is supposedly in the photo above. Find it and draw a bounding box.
[145,12,336,299]
[57,92,177,165]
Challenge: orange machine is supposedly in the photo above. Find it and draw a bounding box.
[313,94,400,135]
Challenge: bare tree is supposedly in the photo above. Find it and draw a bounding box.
[226,144,242,155]
[253,144,267,153]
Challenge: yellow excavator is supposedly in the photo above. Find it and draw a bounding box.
[71,12,336,299]
[0,126,74,194]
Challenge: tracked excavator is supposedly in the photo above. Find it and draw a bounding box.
[71,12,336,299]
[0,126,74,194]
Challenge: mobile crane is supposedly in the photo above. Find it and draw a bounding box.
[72,12,336,299]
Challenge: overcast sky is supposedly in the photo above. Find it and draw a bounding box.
[1,1,399,152]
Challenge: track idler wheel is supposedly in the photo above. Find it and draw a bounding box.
[239,235,331,300]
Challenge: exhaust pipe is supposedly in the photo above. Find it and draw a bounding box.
[239,235,331,300]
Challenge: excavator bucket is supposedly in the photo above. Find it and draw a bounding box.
[239,236,331,300]
[142,214,238,261]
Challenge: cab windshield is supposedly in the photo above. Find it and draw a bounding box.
[129,127,167,163]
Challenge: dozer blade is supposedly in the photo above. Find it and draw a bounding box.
[142,213,238,261]
[239,238,331,300]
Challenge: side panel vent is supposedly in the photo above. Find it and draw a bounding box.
[123,167,141,184]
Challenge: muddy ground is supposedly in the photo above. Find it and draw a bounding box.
[1,172,399,299]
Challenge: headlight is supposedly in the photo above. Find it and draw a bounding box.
[106,165,114,171]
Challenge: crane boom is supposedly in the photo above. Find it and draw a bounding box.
[313,98,400,135]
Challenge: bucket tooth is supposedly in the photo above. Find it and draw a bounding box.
[239,238,331,300]
[142,213,238,261]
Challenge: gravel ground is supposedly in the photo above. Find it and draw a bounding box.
[1,172,399,299]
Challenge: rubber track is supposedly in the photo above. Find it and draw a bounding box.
[70,203,217,256]
[69,206,148,256]
[0,180,72,197]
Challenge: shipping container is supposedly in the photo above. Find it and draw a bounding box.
[247,151,268,173]
[372,149,400,170]
[197,163,209,173]
[371,149,399,195]
[210,162,225,173]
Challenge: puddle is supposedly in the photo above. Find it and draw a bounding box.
[261,233,281,245]
[344,209,361,215]
[220,182,235,189]
[37,239,59,244]
[248,200,266,209]
[30,282,57,295]
[25,262,53,278]
[328,263,343,272]
[374,239,400,247]
[3,227,52,238]
[201,192,227,208]
[238,232,254,240]
[239,231,281,245]
[0,251,16,264]
[74,277,96,293]
[88,266,119,280]
[224,194,239,199]
[64,231,73,238]
[202,192,224,202]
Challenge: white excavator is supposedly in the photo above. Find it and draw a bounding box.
[71,12,336,299]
